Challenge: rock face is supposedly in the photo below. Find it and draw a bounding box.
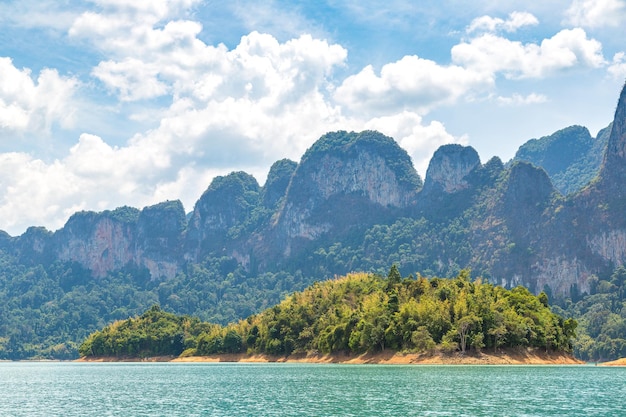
[2,82,626,299]
[54,208,138,278]
[512,125,608,195]
[422,144,480,194]
[603,82,626,175]
[271,130,422,256]
[527,81,626,295]
[53,203,185,279]
[185,172,260,261]
[261,159,297,209]
[135,201,186,279]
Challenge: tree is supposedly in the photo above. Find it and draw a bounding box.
[411,326,435,352]
[386,265,402,291]
[223,329,243,353]
[456,315,481,353]
[538,291,549,308]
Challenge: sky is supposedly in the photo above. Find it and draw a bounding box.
[0,0,625,236]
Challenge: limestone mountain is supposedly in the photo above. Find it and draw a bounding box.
[512,124,609,195]
[266,130,422,264]
[2,81,626,360]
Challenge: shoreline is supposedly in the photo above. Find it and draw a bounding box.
[78,348,584,365]
[599,358,626,366]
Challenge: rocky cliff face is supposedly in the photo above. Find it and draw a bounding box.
[54,208,139,278]
[53,203,185,279]
[422,144,480,194]
[261,159,297,209]
[526,82,626,295]
[185,172,260,261]
[135,201,186,279]
[3,83,626,299]
[271,130,421,256]
[603,82,626,176]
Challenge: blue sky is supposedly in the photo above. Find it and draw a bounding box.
[0,0,625,235]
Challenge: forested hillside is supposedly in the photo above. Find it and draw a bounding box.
[512,124,609,195]
[2,83,626,361]
[79,268,577,359]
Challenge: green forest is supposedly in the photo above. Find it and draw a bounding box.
[79,268,577,359]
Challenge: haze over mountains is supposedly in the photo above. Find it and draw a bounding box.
[0,82,624,359]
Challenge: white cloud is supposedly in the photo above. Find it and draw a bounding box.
[467,11,539,33]
[609,52,626,80]
[0,58,78,133]
[0,23,470,235]
[565,0,626,28]
[452,28,605,79]
[92,58,169,101]
[334,55,493,117]
[8,2,608,236]
[0,28,355,234]
[364,111,467,176]
[496,93,548,106]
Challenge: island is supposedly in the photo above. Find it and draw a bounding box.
[78,268,581,364]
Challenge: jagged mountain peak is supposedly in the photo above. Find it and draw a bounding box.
[601,81,626,180]
[503,161,556,214]
[269,130,421,257]
[186,171,260,259]
[261,159,297,209]
[512,124,608,195]
[423,144,480,194]
[300,130,423,191]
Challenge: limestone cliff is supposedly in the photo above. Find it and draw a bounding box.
[185,171,260,261]
[52,203,186,280]
[2,83,626,300]
[261,159,297,209]
[135,200,186,279]
[602,81,626,179]
[422,144,481,194]
[527,81,626,295]
[54,208,138,278]
[270,130,422,256]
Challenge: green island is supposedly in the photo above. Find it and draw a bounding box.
[79,267,579,363]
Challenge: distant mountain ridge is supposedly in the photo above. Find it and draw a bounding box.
[1,81,625,359]
[512,124,609,195]
[2,85,624,295]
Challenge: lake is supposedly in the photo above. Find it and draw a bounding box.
[0,362,624,416]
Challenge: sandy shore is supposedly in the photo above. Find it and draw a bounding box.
[599,358,626,366]
[79,348,583,365]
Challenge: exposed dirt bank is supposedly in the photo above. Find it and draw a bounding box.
[79,348,582,365]
[599,358,626,366]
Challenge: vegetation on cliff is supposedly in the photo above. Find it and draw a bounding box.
[2,81,626,361]
[555,265,626,361]
[512,124,609,195]
[79,268,577,359]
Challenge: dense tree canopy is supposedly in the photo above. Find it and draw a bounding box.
[79,268,577,359]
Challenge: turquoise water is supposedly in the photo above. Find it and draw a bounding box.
[0,363,624,416]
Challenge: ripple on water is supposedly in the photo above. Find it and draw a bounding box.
[0,363,625,417]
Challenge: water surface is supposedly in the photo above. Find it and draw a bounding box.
[0,362,623,416]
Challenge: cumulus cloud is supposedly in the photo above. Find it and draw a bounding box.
[609,52,626,80]
[334,56,493,117]
[0,27,356,234]
[7,2,614,235]
[0,58,78,133]
[364,111,467,176]
[496,93,548,106]
[564,0,626,28]
[467,11,539,33]
[452,28,605,79]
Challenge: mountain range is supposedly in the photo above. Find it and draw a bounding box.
[0,82,624,359]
